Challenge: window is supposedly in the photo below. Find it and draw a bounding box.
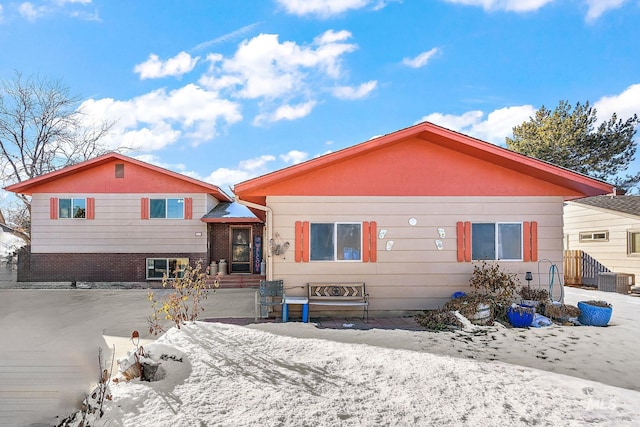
[115,163,124,178]
[59,198,86,219]
[310,222,361,261]
[579,231,609,242]
[628,230,640,256]
[150,198,184,219]
[146,258,189,280]
[471,222,522,261]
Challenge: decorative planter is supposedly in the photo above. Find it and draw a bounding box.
[471,303,491,325]
[520,299,540,311]
[578,301,612,326]
[507,305,534,328]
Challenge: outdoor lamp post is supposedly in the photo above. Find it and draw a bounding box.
[525,271,533,287]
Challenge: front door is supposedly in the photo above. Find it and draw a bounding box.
[230,226,252,273]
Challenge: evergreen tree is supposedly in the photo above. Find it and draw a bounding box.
[506,100,640,193]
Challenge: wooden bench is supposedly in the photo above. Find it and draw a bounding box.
[307,282,369,322]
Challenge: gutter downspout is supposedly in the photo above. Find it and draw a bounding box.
[235,197,273,281]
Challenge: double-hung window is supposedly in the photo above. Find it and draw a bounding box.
[310,222,362,261]
[150,198,184,219]
[59,198,86,219]
[472,222,522,261]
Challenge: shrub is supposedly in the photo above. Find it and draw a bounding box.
[148,260,218,336]
[415,309,464,331]
[469,260,519,302]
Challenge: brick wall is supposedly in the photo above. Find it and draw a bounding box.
[208,223,264,274]
[17,249,207,282]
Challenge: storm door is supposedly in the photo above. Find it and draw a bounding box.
[230,226,252,273]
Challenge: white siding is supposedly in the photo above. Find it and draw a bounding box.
[268,195,565,311]
[31,193,210,253]
[564,202,640,280]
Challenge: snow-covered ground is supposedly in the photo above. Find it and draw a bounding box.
[67,287,640,426]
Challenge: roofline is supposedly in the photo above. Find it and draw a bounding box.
[233,121,615,198]
[4,152,233,202]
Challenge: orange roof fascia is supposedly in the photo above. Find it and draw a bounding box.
[233,121,614,199]
[4,152,233,202]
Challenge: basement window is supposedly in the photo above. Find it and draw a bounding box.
[146,258,189,280]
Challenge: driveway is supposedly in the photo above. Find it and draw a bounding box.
[0,279,256,427]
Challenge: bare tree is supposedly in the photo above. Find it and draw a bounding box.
[0,71,115,243]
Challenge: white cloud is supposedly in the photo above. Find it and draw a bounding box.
[585,0,627,21]
[201,155,277,189]
[199,30,361,123]
[134,52,200,80]
[192,23,261,52]
[280,150,309,165]
[402,48,440,68]
[442,0,554,13]
[18,2,45,21]
[276,0,376,17]
[418,84,640,145]
[593,83,640,123]
[79,84,242,151]
[419,105,536,144]
[253,101,317,125]
[16,0,94,21]
[224,31,356,99]
[332,80,377,100]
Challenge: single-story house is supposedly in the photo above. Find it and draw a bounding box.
[4,153,264,283]
[564,195,640,287]
[233,121,615,312]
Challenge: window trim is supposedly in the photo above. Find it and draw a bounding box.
[146,257,189,280]
[309,221,363,262]
[58,197,87,219]
[149,198,185,219]
[579,230,609,242]
[628,229,640,256]
[471,222,523,261]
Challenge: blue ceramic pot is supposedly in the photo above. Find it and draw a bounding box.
[507,305,534,328]
[578,301,612,326]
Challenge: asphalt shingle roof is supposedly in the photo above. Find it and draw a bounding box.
[571,195,640,218]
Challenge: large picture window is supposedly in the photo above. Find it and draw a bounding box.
[59,198,86,219]
[146,258,189,280]
[150,198,184,219]
[472,222,522,261]
[310,222,362,261]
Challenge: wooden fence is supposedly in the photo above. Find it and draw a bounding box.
[563,250,610,286]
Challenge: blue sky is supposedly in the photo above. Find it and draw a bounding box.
[1,0,639,194]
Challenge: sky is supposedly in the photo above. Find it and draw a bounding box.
[1,0,640,194]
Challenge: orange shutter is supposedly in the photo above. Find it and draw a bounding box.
[531,221,538,262]
[184,198,193,220]
[295,221,303,262]
[362,222,370,262]
[464,221,472,262]
[141,198,149,220]
[456,222,464,262]
[456,221,472,262]
[523,222,531,262]
[87,198,95,220]
[369,221,377,262]
[302,221,310,262]
[50,198,58,220]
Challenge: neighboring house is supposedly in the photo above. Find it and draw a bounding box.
[4,153,264,282]
[234,122,615,311]
[564,195,640,284]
